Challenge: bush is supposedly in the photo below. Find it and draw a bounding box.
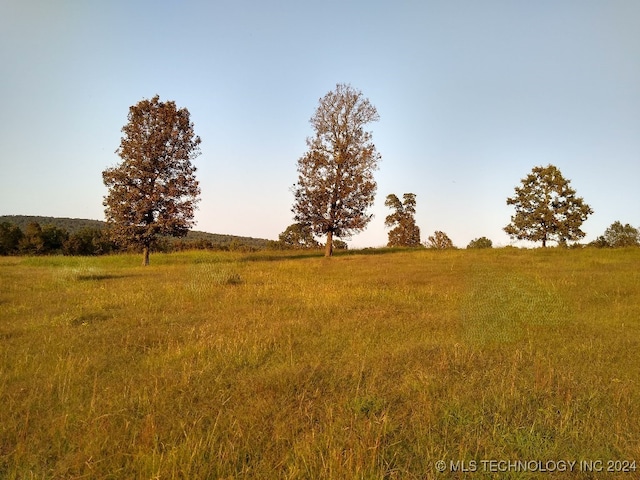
[467,237,493,249]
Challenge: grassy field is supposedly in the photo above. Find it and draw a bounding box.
[1,248,639,479]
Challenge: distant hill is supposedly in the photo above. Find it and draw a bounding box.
[0,215,106,234]
[0,215,272,250]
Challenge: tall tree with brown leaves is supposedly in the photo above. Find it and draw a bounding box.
[292,84,381,256]
[103,96,201,265]
[504,164,593,247]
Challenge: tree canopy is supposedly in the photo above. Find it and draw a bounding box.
[102,95,201,265]
[384,193,421,247]
[292,84,381,257]
[504,164,593,247]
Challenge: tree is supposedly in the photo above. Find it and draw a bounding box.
[19,222,45,254]
[384,193,421,247]
[467,236,493,249]
[40,225,68,253]
[601,221,639,247]
[103,95,201,265]
[504,164,593,247]
[64,228,115,256]
[292,83,381,257]
[332,238,348,251]
[16,223,70,255]
[0,222,24,255]
[425,231,454,249]
[276,223,321,250]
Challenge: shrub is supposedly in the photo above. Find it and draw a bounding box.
[467,236,493,249]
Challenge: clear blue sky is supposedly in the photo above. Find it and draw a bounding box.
[2,0,639,247]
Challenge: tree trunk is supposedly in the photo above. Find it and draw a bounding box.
[325,231,333,257]
[142,246,150,266]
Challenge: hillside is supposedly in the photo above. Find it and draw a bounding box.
[0,215,105,234]
[0,215,272,250]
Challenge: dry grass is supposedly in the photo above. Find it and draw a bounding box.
[1,248,639,478]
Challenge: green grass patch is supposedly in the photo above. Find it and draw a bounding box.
[1,248,639,478]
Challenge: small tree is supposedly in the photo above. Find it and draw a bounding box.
[276,223,321,250]
[504,164,593,247]
[425,231,454,249]
[467,237,493,249]
[292,83,381,257]
[602,221,640,247]
[19,222,45,255]
[40,225,68,253]
[332,238,349,251]
[385,193,421,247]
[103,95,201,265]
[0,222,24,255]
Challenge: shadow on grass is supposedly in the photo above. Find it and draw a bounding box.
[335,246,426,257]
[241,251,325,262]
[75,273,129,281]
[0,330,22,340]
[240,247,425,262]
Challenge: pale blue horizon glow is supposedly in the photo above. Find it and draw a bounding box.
[1,1,639,248]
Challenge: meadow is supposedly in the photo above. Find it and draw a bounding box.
[1,247,639,479]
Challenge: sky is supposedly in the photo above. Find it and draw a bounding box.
[1,0,639,248]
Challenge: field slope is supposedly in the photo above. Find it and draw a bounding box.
[1,248,639,479]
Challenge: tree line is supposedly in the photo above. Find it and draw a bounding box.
[11,86,637,262]
[272,207,639,251]
[0,219,269,256]
[0,222,115,256]
[3,215,635,257]
[278,87,637,252]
